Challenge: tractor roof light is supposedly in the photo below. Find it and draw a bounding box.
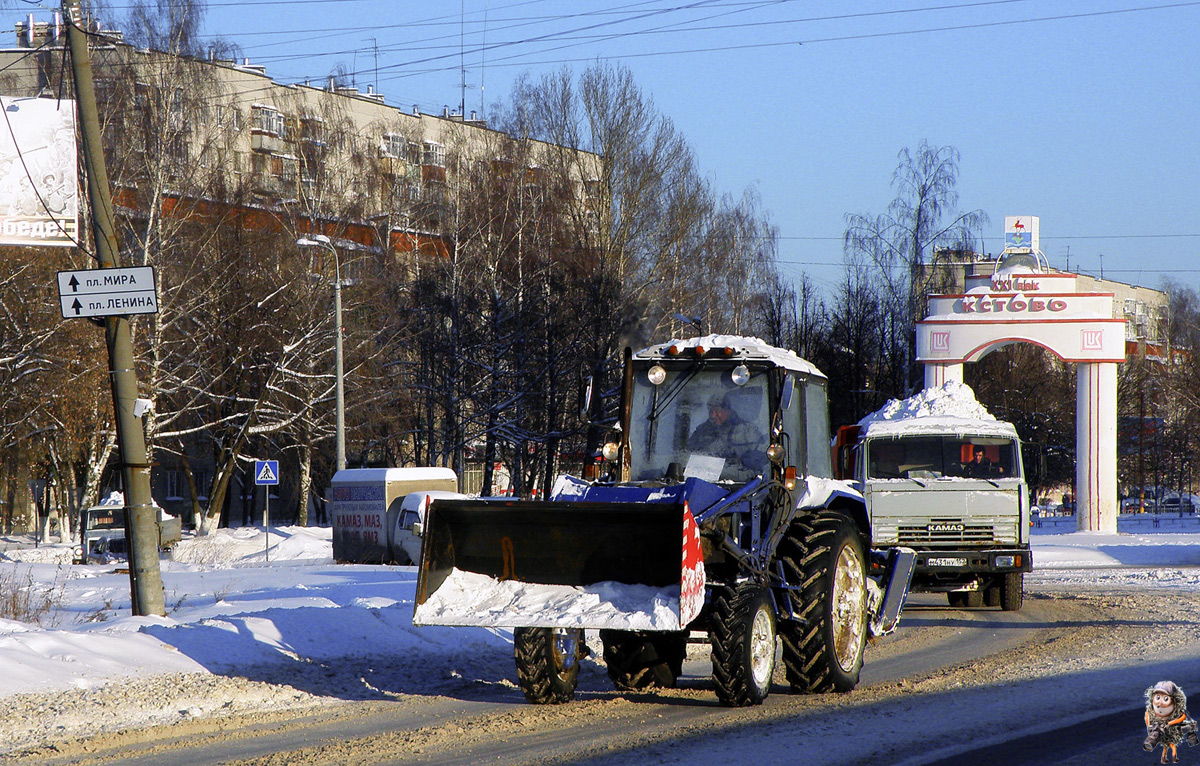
[647,365,667,385]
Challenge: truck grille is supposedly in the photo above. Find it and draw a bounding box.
[897,518,997,545]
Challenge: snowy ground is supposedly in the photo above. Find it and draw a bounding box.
[2,516,1200,759]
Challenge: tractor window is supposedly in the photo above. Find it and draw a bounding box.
[781,373,805,473]
[629,365,770,483]
[804,378,831,477]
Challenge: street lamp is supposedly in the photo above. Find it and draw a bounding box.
[297,235,346,472]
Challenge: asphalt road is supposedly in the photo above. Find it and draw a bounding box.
[16,591,1114,766]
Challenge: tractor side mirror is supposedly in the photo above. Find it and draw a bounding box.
[579,375,594,419]
[779,375,795,411]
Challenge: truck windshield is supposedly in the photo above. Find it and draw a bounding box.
[866,435,1019,480]
[628,365,770,483]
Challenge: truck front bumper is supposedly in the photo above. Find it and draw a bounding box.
[913,548,1033,577]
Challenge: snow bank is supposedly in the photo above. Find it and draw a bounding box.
[414,568,684,630]
[857,381,1016,438]
[170,526,333,566]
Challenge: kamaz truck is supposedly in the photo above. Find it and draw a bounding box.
[833,382,1032,611]
[413,336,915,706]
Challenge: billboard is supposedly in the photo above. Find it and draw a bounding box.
[0,96,77,247]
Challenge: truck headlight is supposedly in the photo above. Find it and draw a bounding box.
[994,555,1016,568]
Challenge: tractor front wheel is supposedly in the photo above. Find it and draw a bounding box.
[600,630,686,691]
[710,584,776,706]
[514,627,584,704]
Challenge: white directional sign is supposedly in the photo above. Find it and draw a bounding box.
[255,460,280,486]
[57,266,158,318]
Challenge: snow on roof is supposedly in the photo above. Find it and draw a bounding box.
[857,381,1018,439]
[331,467,456,484]
[634,335,825,378]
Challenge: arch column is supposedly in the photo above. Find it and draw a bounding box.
[1076,362,1118,533]
[924,361,964,389]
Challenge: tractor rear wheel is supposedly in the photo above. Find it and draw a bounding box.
[779,511,868,693]
[710,584,776,706]
[600,630,686,691]
[514,627,583,704]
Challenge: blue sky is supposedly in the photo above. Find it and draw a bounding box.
[10,0,1199,298]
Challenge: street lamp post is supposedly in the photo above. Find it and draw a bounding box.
[298,235,346,472]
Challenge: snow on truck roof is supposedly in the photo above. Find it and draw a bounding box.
[856,380,1018,439]
[634,335,826,378]
[331,467,457,484]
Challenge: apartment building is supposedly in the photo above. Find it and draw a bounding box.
[0,16,600,528]
[0,15,595,257]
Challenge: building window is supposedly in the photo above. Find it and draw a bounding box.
[382,132,406,159]
[165,470,183,501]
[252,105,285,138]
[422,141,445,168]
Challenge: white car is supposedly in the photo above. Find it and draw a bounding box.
[392,490,467,565]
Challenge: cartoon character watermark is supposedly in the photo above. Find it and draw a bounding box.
[1145,681,1199,763]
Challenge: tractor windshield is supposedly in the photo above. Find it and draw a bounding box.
[628,364,770,483]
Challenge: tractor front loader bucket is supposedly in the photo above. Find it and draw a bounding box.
[413,498,705,631]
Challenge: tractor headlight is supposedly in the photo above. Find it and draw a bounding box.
[766,443,785,464]
[601,441,620,461]
[731,364,750,386]
[647,364,667,385]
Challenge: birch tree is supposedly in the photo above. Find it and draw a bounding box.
[844,141,986,393]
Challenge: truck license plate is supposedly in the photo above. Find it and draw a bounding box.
[927,557,967,567]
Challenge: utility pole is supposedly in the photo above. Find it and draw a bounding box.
[63,0,165,616]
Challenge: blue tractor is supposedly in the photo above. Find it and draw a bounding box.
[415,336,915,706]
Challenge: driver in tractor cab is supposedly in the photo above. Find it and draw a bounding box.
[688,392,768,474]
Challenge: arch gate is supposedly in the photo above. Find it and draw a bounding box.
[916,246,1125,533]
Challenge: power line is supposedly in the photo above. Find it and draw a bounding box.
[392,1,1200,81]
[146,1,1200,89]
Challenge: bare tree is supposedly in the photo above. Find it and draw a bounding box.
[844,141,987,392]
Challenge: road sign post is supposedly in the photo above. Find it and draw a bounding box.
[255,460,279,561]
[64,0,164,617]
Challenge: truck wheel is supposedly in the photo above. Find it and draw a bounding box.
[983,584,1001,607]
[710,584,776,706]
[514,627,583,704]
[1000,572,1024,611]
[600,630,686,690]
[948,590,983,608]
[779,512,868,693]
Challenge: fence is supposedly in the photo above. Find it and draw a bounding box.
[1033,512,1200,532]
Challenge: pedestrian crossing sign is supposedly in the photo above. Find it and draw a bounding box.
[255,460,279,486]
